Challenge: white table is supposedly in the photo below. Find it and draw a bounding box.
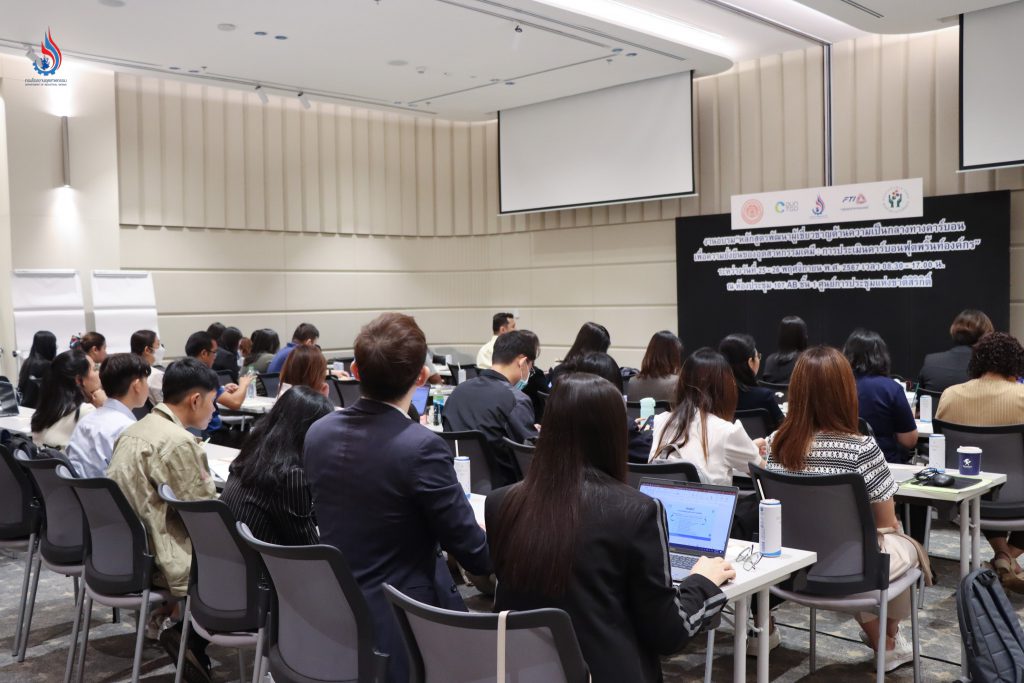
[204,442,240,484]
[717,540,817,683]
[236,396,276,415]
[0,406,34,435]
[890,462,1006,679]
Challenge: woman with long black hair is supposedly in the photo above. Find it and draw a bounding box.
[761,315,808,384]
[486,372,733,682]
[18,330,57,408]
[221,385,335,545]
[719,333,784,431]
[31,349,106,448]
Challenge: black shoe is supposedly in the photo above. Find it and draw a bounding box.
[158,624,213,683]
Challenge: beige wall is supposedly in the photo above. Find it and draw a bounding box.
[0,55,120,377]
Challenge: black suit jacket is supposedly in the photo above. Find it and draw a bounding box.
[486,475,725,683]
[304,398,491,683]
[212,347,239,384]
[918,345,972,392]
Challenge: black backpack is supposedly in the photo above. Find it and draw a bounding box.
[958,568,1024,682]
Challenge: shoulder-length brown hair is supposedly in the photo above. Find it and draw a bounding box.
[279,344,327,393]
[771,346,859,471]
[638,330,683,379]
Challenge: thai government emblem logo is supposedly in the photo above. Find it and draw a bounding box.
[741,199,764,225]
[31,29,62,76]
[885,186,908,212]
[811,195,826,216]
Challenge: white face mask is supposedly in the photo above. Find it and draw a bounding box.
[152,345,166,365]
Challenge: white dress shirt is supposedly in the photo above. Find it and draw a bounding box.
[476,336,497,369]
[66,398,137,478]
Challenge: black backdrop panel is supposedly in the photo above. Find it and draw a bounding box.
[675,191,1010,377]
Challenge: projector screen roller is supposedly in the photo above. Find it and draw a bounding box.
[499,71,694,213]
[960,3,1024,170]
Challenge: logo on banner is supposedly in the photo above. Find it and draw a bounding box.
[741,199,764,225]
[885,186,908,212]
[31,29,62,76]
[841,193,869,211]
[774,200,799,214]
[811,195,826,217]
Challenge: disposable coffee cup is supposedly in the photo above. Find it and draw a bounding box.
[957,446,982,476]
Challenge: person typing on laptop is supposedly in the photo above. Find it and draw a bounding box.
[486,372,734,683]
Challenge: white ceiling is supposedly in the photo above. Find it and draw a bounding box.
[794,0,1019,34]
[0,0,995,120]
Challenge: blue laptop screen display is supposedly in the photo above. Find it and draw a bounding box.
[412,386,429,415]
[639,482,735,555]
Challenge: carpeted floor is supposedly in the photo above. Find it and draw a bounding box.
[0,521,1017,682]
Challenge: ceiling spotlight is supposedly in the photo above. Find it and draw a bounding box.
[274,35,288,40]
[514,24,523,33]
[254,31,267,36]
[255,85,269,105]
[297,92,311,110]
[626,52,638,57]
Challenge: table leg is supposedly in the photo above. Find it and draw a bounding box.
[971,495,982,572]
[733,596,748,683]
[757,589,770,683]
[959,499,970,578]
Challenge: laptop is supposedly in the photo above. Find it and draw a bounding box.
[0,380,19,417]
[638,478,739,582]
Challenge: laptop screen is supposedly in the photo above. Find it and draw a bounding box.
[639,480,737,556]
[412,386,429,415]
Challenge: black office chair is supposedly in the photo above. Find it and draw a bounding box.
[625,400,670,423]
[736,408,773,440]
[333,380,362,408]
[237,523,388,683]
[627,461,702,488]
[446,364,480,386]
[757,380,789,403]
[384,584,589,683]
[501,437,535,478]
[326,377,344,408]
[0,444,41,661]
[749,464,921,683]
[933,421,1024,524]
[858,417,876,438]
[915,386,943,411]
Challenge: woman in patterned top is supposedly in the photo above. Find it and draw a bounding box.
[765,345,929,673]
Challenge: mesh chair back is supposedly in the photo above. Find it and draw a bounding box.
[736,408,772,440]
[757,380,789,402]
[58,467,154,595]
[0,444,37,539]
[749,464,887,595]
[627,461,701,488]
[336,381,362,408]
[625,401,670,422]
[439,431,494,494]
[159,485,265,632]
[384,584,588,683]
[259,373,281,398]
[934,421,1024,517]
[237,523,385,683]
[502,437,535,478]
[858,418,876,438]
[16,450,83,565]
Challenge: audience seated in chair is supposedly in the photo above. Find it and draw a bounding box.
[719,333,784,432]
[627,330,683,403]
[31,350,106,450]
[131,329,166,404]
[18,330,57,409]
[66,353,151,478]
[476,311,516,370]
[918,309,993,392]
[761,315,808,385]
[486,372,734,683]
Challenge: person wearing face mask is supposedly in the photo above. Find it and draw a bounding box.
[30,350,107,449]
[442,330,538,487]
[131,329,167,404]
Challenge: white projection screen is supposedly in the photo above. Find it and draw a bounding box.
[499,71,694,213]
[960,3,1024,170]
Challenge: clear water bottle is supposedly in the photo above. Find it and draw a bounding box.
[244,365,257,401]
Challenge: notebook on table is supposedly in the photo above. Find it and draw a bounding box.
[638,478,739,582]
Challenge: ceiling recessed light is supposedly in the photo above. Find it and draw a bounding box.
[611,47,623,53]
[188,69,200,73]
[387,59,408,67]
[254,31,267,36]
[393,100,402,105]
[274,35,288,40]
[217,23,236,31]
[505,81,516,85]
[626,52,637,57]
[169,66,180,70]
[416,66,426,74]
[99,0,126,6]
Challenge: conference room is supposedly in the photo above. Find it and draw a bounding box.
[1,0,1024,681]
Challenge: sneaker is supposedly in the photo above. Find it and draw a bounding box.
[746,623,781,653]
[883,631,914,673]
[993,555,1024,594]
[158,625,213,683]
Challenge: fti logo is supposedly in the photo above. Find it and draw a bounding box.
[841,193,868,211]
[31,29,62,76]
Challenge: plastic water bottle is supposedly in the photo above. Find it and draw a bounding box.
[454,455,471,497]
[919,394,932,422]
[432,394,446,427]
[244,366,257,401]
[928,434,946,472]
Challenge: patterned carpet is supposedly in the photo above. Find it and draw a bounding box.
[0,521,1015,682]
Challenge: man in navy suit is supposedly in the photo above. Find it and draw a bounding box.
[304,312,491,683]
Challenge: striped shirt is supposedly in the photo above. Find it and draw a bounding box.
[765,431,898,503]
[220,467,319,546]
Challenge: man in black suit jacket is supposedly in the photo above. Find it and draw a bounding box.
[304,312,491,683]
[917,309,994,392]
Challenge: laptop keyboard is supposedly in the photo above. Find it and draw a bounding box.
[670,554,698,571]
